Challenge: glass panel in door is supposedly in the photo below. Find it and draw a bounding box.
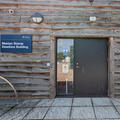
[57,39,74,95]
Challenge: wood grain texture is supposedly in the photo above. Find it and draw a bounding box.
[0,0,120,99]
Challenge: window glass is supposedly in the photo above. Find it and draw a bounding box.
[57,39,74,95]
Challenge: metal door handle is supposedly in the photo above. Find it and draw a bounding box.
[76,65,79,68]
[76,62,79,68]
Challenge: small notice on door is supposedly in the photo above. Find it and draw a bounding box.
[62,64,69,73]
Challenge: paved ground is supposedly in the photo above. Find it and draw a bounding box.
[0,98,120,120]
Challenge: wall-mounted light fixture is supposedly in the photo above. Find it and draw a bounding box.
[88,0,94,5]
[89,0,94,3]
[32,12,44,24]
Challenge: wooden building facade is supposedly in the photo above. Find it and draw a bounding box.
[0,0,120,99]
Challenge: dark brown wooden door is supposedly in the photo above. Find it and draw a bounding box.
[74,38,108,97]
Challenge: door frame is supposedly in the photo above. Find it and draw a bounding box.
[50,36,114,98]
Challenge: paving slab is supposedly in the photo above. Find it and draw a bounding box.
[111,98,120,106]
[0,104,17,116]
[0,107,12,116]
[0,97,120,120]
[94,107,120,119]
[115,106,120,114]
[44,107,70,120]
[52,98,72,106]
[0,104,16,109]
[95,118,120,120]
[24,107,49,119]
[15,99,40,108]
[0,108,31,120]
[36,99,54,107]
[71,107,95,119]
[92,98,112,106]
[73,98,92,106]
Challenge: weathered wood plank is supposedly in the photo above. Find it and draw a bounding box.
[52,29,114,37]
[0,85,49,91]
[0,16,20,23]
[0,63,49,68]
[0,91,49,96]
[0,78,50,84]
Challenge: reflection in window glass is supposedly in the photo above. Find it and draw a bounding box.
[57,39,74,95]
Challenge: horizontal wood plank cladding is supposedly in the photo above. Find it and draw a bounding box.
[52,29,114,37]
[5,0,120,7]
[113,38,120,97]
[0,34,51,99]
[0,0,120,99]
[13,10,112,17]
[0,16,20,23]
[0,78,49,84]
[0,83,49,91]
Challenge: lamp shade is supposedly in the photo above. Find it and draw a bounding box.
[89,0,94,2]
[32,12,44,23]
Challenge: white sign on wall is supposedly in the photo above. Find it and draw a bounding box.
[62,64,69,73]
